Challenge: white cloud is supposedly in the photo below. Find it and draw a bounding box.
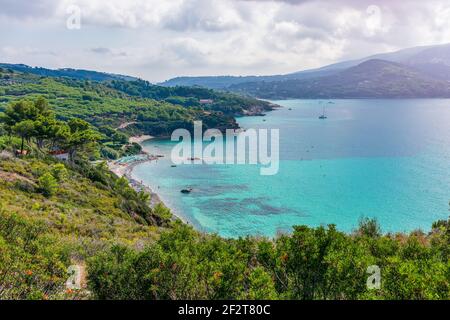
[1,0,450,81]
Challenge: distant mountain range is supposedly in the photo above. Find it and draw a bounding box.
[3,43,450,99]
[161,43,450,99]
[0,63,138,82]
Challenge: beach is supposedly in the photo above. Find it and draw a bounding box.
[128,134,154,144]
[127,99,450,237]
[107,135,190,223]
[108,135,165,209]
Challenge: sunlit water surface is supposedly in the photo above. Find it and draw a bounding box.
[132,99,450,237]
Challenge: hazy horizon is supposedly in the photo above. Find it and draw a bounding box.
[2,0,450,82]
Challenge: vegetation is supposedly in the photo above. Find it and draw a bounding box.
[0,67,272,161]
[107,79,274,115]
[0,63,138,82]
[229,60,450,99]
[0,150,172,299]
[88,219,449,300]
[0,67,448,300]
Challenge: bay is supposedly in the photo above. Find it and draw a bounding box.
[132,99,450,237]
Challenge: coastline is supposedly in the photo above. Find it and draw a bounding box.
[128,134,154,144]
[108,109,275,227]
[107,135,163,207]
[107,135,185,223]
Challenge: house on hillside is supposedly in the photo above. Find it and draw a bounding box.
[49,149,69,161]
[199,99,214,105]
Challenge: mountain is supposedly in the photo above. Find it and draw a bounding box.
[229,59,450,99]
[317,43,450,82]
[0,63,138,82]
[159,69,337,89]
[160,43,450,98]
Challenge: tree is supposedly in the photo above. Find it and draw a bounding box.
[357,217,382,238]
[63,118,101,161]
[1,97,55,153]
[2,98,50,128]
[33,115,61,150]
[245,267,278,299]
[12,120,35,154]
[34,96,50,116]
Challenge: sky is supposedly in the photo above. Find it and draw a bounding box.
[1,0,450,82]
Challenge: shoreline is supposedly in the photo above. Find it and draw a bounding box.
[128,134,154,144]
[107,135,186,223]
[108,108,277,227]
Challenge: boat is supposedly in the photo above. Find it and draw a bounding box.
[318,106,327,119]
[171,165,177,167]
[181,188,193,194]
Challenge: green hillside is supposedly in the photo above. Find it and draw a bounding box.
[0,151,171,299]
[0,66,448,301]
[0,63,138,82]
[0,68,227,136]
[230,60,450,99]
[0,67,273,159]
[1,145,448,300]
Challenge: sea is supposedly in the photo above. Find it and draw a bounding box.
[131,99,450,238]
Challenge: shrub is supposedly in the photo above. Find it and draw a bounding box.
[51,163,69,182]
[38,172,58,197]
[100,146,120,160]
[0,211,69,299]
[14,180,36,193]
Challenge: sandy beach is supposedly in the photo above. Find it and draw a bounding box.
[108,134,155,178]
[128,135,154,144]
[107,135,176,216]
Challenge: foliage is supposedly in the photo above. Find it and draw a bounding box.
[87,220,450,300]
[38,172,58,197]
[0,210,70,299]
[0,69,265,145]
[106,79,274,115]
[1,97,101,160]
[51,163,69,182]
[0,156,169,248]
[0,67,448,301]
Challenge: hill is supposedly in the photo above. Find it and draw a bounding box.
[0,64,448,301]
[0,63,138,82]
[160,69,337,89]
[0,63,274,117]
[0,149,172,299]
[0,67,274,160]
[161,43,450,98]
[229,59,450,99]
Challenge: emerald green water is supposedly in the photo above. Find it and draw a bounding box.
[132,99,450,237]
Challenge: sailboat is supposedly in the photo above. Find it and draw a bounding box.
[318,106,327,119]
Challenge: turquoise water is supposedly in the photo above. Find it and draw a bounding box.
[115,154,148,164]
[132,99,450,237]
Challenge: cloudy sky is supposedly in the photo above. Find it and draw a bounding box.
[1,0,450,82]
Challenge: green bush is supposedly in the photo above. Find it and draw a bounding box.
[87,221,450,300]
[51,163,69,182]
[0,211,69,299]
[100,146,120,160]
[38,172,58,197]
